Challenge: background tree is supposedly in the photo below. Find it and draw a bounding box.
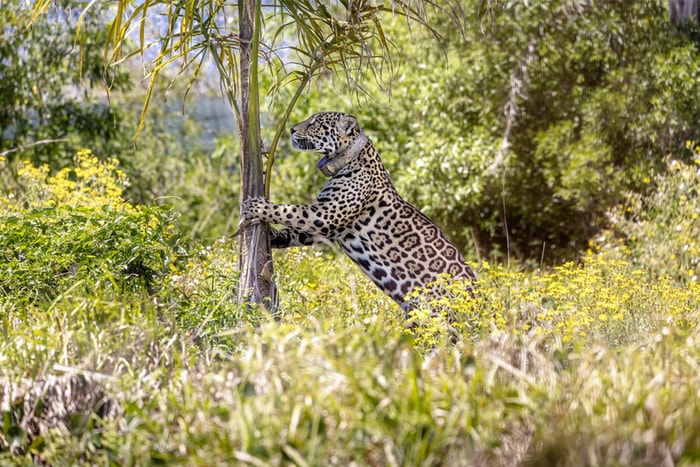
[1,0,218,222]
[670,0,700,25]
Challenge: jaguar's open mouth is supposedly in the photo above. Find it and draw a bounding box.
[291,136,317,151]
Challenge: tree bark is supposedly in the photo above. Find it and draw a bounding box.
[237,0,276,314]
[670,0,699,25]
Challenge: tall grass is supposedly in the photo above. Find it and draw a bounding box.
[2,151,700,465]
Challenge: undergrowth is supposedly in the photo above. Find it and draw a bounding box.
[1,151,700,465]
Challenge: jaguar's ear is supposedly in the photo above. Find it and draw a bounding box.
[337,114,358,135]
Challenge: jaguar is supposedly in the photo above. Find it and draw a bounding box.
[242,111,476,321]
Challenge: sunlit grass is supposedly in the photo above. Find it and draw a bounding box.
[3,152,700,465]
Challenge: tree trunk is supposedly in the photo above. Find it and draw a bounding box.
[237,0,276,314]
[670,0,699,25]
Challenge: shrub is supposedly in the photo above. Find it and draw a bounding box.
[0,151,184,306]
[3,219,700,464]
[594,143,700,284]
[0,1,130,168]
[410,257,700,351]
[282,1,700,262]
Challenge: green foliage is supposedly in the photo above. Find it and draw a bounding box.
[163,237,247,351]
[274,249,398,325]
[0,152,185,307]
[116,101,240,241]
[0,1,131,167]
[5,1,700,465]
[168,133,242,240]
[594,143,700,285]
[462,0,700,260]
[0,1,230,244]
[279,1,700,262]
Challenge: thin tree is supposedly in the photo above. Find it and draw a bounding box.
[31,0,465,313]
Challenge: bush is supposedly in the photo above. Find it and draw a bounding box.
[594,143,700,284]
[0,1,235,245]
[2,178,700,464]
[0,1,130,167]
[0,151,185,306]
[408,257,700,352]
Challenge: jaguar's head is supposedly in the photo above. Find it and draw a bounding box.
[290,112,367,177]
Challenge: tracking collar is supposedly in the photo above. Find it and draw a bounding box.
[316,133,369,177]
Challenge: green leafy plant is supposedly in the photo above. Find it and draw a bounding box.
[3,177,700,463]
[0,151,185,306]
[594,142,700,285]
[0,1,130,167]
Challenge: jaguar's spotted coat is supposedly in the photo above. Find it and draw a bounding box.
[242,112,476,318]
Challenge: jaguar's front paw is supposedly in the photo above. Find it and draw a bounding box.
[241,196,270,220]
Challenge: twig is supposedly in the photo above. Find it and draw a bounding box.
[487,38,536,176]
[229,218,259,238]
[0,138,68,158]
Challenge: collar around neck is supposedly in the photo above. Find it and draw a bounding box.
[342,133,369,160]
[318,133,369,177]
